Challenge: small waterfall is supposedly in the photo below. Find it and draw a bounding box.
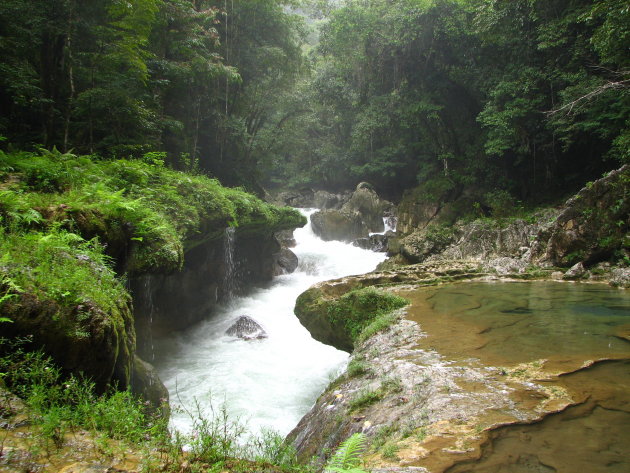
[223,226,238,300]
[144,277,155,362]
[369,215,398,236]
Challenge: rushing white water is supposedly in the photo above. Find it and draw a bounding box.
[369,216,397,236]
[154,209,387,437]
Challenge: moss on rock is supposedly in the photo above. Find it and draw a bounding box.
[295,286,408,352]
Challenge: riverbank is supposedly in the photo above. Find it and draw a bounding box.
[287,166,629,472]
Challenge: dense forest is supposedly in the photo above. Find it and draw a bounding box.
[1,0,628,203]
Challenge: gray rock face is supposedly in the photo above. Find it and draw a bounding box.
[342,182,395,233]
[225,315,268,340]
[311,209,368,242]
[310,183,395,242]
[353,233,391,252]
[531,165,629,266]
[274,247,299,275]
[393,210,559,265]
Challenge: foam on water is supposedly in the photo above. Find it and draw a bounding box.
[154,209,386,436]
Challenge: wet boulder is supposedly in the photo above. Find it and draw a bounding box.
[310,182,395,242]
[225,315,268,340]
[273,248,299,275]
[353,233,390,252]
[341,182,395,233]
[310,209,368,242]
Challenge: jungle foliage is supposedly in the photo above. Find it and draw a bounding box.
[0,0,306,190]
[263,0,629,204]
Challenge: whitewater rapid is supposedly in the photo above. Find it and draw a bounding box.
[154,209,386,437]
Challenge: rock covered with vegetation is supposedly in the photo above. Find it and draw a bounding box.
[386,166,629,285]
[0,148,305,394]
[295,286,408,352]
[532,165,629,267]
[0,231,135,392]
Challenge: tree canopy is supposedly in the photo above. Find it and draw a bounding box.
[1,0,628,203]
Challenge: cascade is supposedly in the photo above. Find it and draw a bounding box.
[154,209,387,438]
[223,226,239,300]
[369,215,397,236]
[144,276,155,362]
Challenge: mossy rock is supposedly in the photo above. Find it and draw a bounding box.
[295,286,407,352]
[0,231,135,393]
[534,165,629,266]
[2,293,134,393]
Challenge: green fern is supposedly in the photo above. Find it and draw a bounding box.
[325,433,369,473]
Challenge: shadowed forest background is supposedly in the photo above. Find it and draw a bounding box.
[1,0,628,205]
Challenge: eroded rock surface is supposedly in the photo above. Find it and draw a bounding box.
[291,277,630,472]
[288,315,575,471]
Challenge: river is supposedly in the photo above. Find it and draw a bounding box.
[153,209,386,437]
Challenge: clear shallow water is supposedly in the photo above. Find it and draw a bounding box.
[404,281,630,371]
[153,209,386,437]
[403,281,630,473]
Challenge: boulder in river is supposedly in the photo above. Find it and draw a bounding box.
[225,315,268,340]
[310,183,396,242]
[273,247,299,275]
[311,209,367,242]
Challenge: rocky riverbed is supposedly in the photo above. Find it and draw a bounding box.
[290,279,630,473]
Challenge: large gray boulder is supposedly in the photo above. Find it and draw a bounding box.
[310,183,395,242]
[310,209,368,242]
[225,315,268,340]
[342,182,395,232]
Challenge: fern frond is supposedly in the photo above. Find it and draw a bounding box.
[325,433,368,472]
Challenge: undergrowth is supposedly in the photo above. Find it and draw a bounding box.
[0,339,316,472]
[0,148,305,274]
[327,287,408,344]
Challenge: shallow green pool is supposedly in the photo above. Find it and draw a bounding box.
[405,281,630,370]
[402,281,630,473]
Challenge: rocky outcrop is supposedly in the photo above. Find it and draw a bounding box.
[225,315,268,340]
[391,209,560,267]
[393,166,629,275]
[290,262,629,470]
[531,165,629,266]
[271,188,351,210]
[310,183,395,242]
[288,314,575,469]
[2,292,135,394]
[311,209,368,242]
